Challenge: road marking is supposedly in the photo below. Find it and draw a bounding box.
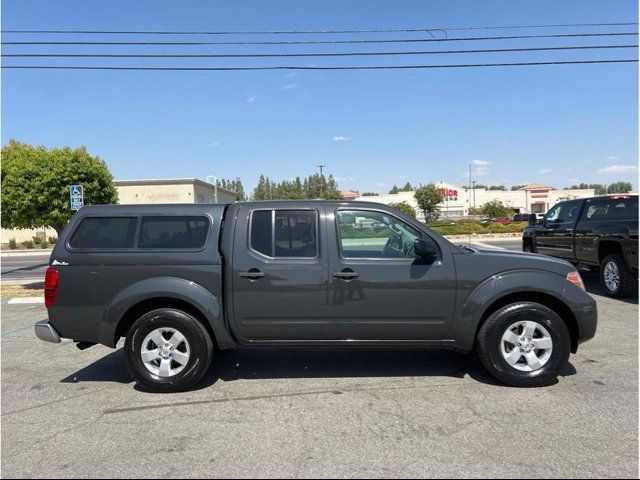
[471,241,507,250]
[7,297,44,304]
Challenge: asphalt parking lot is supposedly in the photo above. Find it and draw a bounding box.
[1,269,638,478]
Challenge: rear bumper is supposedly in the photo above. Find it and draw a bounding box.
[35,321,62,344]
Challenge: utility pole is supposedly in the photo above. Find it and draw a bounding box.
[471,180,477,211]
[317,164,326,198]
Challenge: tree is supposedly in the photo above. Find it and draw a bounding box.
[389,201,416,218]
[480,200,511,218]
[401,182,413,192]
[250,173,341,200]
[488,185,507,191]
[217,177,246,201]
[511,185,527,191]
[1,140,118,235]
[361,192,378,196]
[388,185,400,194]
[413,184,443,222]
[607,182,632,194]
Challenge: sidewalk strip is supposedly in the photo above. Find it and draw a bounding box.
[7,297,44,304]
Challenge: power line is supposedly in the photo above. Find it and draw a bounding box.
[3,31,637,46]
[3,44,635,59]
[3,59,636,71]
[2,22,636,35]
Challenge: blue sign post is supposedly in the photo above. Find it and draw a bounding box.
[70,185,84,211]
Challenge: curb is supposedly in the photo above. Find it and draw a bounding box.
[1,250,53,258]
[6,297,44,304]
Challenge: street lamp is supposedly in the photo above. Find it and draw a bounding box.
[206,175,218,203]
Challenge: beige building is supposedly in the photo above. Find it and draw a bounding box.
[355,181,596,220]
[114,178,237,205]
[2,178,238,244]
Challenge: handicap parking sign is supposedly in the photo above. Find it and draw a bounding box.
[70,185,84,211]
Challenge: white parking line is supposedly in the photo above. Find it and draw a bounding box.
[471,241,507,250]
[7,297,44,304]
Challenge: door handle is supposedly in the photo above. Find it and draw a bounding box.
[332,269,359,280]
[239,269,266,280]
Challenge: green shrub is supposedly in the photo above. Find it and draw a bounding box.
[8,239,17,249]
[40,241,49,249]
[32,236,42,245]
[22,240,34,249]
[48,236,57,244]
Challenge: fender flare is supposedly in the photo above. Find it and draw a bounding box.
[452,269,570,351]
[99,276,235,349]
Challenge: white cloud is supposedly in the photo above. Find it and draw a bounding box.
[209,142,222,147]
[332,136,351,142]
[335,176,355,182]
[374,182,387,188]
[282,83,300,91]
[597,164,638,174]
[607,155,620,161]
[470,159,492,177]
[537,168,553,174]
[471,159,492,166]
[390,175,408,180]
[246,96,256,103]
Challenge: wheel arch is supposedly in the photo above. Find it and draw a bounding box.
[100,276,236,349]
[474,292,579,354]
[453,270,580,354]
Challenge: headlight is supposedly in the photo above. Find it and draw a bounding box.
[567,271,585,290]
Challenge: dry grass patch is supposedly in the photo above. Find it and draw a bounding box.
[1,282,44,299]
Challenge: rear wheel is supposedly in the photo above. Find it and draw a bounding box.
[124,308,213,393]
[600,254,635,298]
[477,302,570,387]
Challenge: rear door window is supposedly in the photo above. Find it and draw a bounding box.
[69,217,138,249]
[581,197,638,221]
[250,209,318,258]
[138,216,210,249]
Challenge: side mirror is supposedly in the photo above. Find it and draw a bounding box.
[414,238,438,261]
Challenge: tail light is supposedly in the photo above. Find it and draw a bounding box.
[44,267,59,308]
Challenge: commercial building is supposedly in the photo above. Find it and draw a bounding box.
[114,178,237,205]
[355,181,596,219]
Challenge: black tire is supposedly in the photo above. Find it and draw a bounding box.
[523,242,535,253]
[124,308,214,393]
[477,302,571,387]
[599,254,636,298]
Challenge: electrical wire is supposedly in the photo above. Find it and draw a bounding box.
[3,31,637,46]
[3,22,636,35]
[3,59,636,71]
[3,44,635,58]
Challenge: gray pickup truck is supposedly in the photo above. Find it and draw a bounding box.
[36,201,597,392]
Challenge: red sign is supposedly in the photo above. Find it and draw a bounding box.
[438,188,458,200]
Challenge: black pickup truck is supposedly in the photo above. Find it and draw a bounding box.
[35,201,597,392]
[523,195,638,298]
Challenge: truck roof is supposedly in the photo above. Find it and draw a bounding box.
[77,200,391,214]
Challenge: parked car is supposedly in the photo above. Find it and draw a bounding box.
[523,195,638,297]
[513,213,531,222]
[36,201,597,392]
[493,217,513,224]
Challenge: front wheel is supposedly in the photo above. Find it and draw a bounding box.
[477,302,570,387]
[124,308,214,393]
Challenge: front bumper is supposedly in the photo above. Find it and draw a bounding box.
[35,321,62,344]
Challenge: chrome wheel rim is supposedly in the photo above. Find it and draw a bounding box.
[501,321,553,372]
[141,327,190,378]
[603,261,620,292]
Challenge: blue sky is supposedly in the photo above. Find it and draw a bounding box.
[2,0,638,194]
